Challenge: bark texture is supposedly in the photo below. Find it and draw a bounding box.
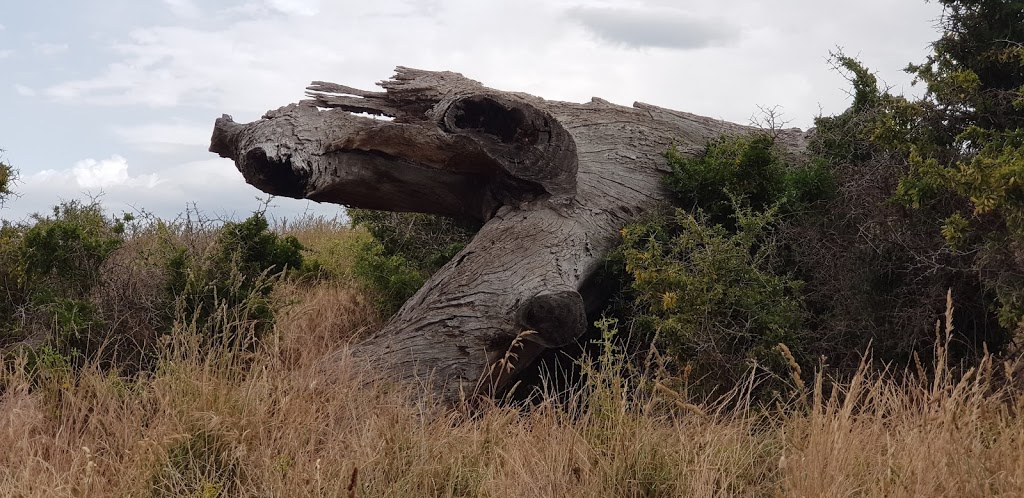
[209,67,809,400]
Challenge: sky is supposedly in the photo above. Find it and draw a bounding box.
[0,0,944,222]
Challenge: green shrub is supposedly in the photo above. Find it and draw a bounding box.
[607,133,833,395]
[619,204,806,394]
[22,201,127,300]
[167,213,303,344]
[1,205,306,373]
[4,201,130,363]
[348,209,480,315]
[664,132,834,225]
[215,214,303,279]
[16,343,76,394]
[349,236,428,316]
[807,37,1024,352]
[896,127,1024,328]
[0,223,26,343]
[813,1,1024,333]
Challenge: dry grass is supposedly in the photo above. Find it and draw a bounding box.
[2,284,1024,497]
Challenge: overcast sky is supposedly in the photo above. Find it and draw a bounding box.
[0,0,944,222]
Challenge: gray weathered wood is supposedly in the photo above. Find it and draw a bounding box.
[209,67,808,401]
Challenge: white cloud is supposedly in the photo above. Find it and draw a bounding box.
[265,0,321,16]
[32,155,160,189]
[112,121,211,152]
[4,156,337,221]
[39,0,943,129]
[34,43,69,56]
[0,49,13,59]
[567,6,737,49]
[4,155,159,217]
[161,0,202,18]
[14,84,36,97]
[0,23,6,31]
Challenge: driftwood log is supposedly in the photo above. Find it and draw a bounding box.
[209,67,808,400]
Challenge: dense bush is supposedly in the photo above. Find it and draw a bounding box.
[794,12,1022,360]
[891,0,1024,327]
[347,209,480,315]
[808,1,1024,337]
[0,154,22,344]
[614,133,829,394]
[22,201,127,300]
[0,203,306,375]
[167,212,304,345]
[1,201,130,362]
[620,205,806,392]
[0,223,26,343]
[664,133,834,223]
[614,1,1024,391]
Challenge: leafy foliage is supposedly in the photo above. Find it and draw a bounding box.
[167,213,303,343]
[4,202,130,362]
[0,154,15,207]
[807,2,1024,334]
[905,0,1024,139]
[898,1,1024,328]
[620,205,806,392]
[664,133,834,224]
[348,209,480,315]
[0,204,307,375]
[0,223,26,343]
[613,133,832,394]
[22,201,127,300]
[348,236,429,316]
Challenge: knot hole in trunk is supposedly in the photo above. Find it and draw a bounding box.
[445,96,541,146]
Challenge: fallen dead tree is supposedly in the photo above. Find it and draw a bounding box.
[209,67,808,400]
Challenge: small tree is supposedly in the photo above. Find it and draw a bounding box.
[796,0,1023,362]
[906,0,1024,141]
[897,0,1024,328]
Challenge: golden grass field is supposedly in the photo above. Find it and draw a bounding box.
[2,223,1024,497]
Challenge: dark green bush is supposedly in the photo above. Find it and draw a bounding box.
[348,209,480,315]
[808,1,1024,338]
[167,213,303,344]
[22,201,126,300]
[215,214,303,279]
[620,204,806,394]
[0,223,26,344]
[349,236,429,316]
[664,132,834,224]
[800,48,1014,363]
[7,201,129,363]
[614,118,971,394]
[606,133,834,396]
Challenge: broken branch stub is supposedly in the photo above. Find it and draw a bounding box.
[209,66,808,401]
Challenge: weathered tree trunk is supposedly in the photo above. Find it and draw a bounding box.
[209,67,808,400]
